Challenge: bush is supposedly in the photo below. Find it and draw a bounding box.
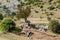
[47,17,51,21]
[48,6,55,10]
[56,4,60,9]
[48,20,60,34]
[17,4,21,8]
[58,0,60,3]
[0,13,3,20]
[40,5,43,8]
[49,13,53,16]
[0,18,16,32]
[11,12,16,18]
[48,0,53,2]
[35,10,39,13]
[11,12,16,16]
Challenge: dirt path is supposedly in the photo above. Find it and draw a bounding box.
[27,29,60,40]
[0,29,60,40]
[0,37,9,40]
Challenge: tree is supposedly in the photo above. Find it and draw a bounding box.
[0,18,16,32]
[16,6,31,22]
[0,13,3,20]
[48,20,60,34]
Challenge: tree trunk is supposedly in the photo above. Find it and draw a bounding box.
[25,18,27,23]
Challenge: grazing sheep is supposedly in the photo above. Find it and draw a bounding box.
[26,31,33,37]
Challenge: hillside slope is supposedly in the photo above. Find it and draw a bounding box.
[0,29,60,40]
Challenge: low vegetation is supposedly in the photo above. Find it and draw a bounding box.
[0,13,3,20]
[0,18,16,32]
[48,20,60,34]
[48,6,55,10]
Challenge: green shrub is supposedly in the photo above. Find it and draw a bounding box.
[0,18,16,32]
[48,0,53,2]
[11,12,16,18]
[56,4,60,9]
[40,5,43,8]
[49,13,54,16]
[48,20,60,34]
[0,13,3,20]
[48,6,55,10]
[11,12,16,16]
[47,17,51,21]
[3,5,7,9]
[17,4,21,8]
[35,10,39,13]
[18,0,21,1]
[58,0,60,3]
